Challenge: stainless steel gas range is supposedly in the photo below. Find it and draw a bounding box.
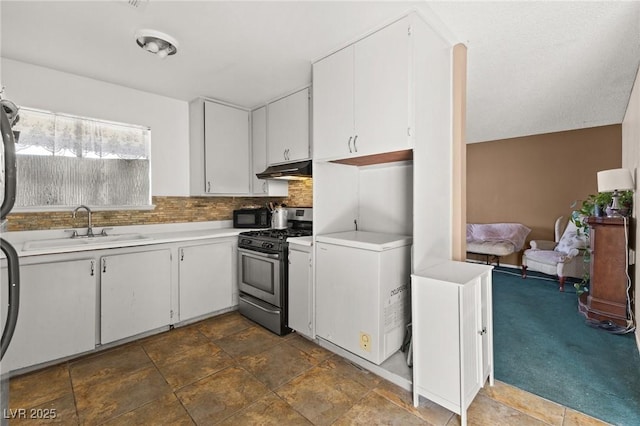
[237,207,312,335]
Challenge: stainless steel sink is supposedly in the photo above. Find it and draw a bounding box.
[22,234,152,251]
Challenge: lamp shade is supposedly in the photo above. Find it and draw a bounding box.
[597,168,634,192]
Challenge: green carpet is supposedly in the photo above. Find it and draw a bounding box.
[492,267,640,425]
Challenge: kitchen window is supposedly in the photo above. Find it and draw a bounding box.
[13,107,151,210]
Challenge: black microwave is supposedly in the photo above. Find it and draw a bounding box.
[233,208,271,228]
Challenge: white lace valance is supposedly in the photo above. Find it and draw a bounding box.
[14,107,150,159]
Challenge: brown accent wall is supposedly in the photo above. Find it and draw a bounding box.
[467,125,621,266]
[6,179,313,232]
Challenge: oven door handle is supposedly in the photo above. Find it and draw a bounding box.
[240,294,280,314]
[238,248,280,260]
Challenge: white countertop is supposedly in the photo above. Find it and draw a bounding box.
[316,231,412,251]
[2,221,247,257]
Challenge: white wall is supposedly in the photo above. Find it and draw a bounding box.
[313,160,413,237]
[621,64,640,348]
[312,161,359,235]
[358,162,412,236]
[0,58,190,196]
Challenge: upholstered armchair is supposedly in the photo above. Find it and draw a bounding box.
[521,216,589,291]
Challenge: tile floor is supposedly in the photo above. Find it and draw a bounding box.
[8,311,610,425]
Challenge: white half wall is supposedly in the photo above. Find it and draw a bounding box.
[411,17,453,272]
[0,58,190,196]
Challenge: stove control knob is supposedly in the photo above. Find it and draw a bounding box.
[240,239,251,245]
[262,242,273,249]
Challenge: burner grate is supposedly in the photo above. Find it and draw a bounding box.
[239,229,312,239]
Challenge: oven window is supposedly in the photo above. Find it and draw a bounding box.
[242,256,275,294]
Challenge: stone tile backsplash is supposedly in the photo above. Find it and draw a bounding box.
[6,179,313,231]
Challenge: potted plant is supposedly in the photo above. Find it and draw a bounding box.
[570,193,608,234]
[572,190,633,228]
[617,190,633,216]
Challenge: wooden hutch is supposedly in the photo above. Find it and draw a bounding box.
[579,216,632,326]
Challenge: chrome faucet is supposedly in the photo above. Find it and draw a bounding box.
[72,205,94,237]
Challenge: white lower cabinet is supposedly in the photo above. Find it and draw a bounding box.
[1,258,96,372]
[287,242,313,338]
[101,249,172,344]
[411,261,494,426]
[179,240,235,322]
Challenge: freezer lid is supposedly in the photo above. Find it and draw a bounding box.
[316,231,412,251]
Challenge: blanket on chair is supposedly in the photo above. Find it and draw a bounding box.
[466,223,531,251]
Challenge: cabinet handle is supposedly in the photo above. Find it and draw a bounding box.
[102,258,107,273]
[262,181,267,193]
[180,248,184,261]
[478,327,487,336]
[353,135,358,152]
[207,181,211,193]
[347,136,353,153]
[283,149,287,160]
[286,148,290,160]
[90,260,95,276]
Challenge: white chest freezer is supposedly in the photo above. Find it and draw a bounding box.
[315,231,412,365]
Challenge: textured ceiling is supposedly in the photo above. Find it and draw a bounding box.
[429,1,640,142]
[1,1,639,143]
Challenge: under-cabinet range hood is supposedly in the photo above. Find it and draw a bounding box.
[256,160,312,180]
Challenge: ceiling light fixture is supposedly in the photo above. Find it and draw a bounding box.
[135,29,178,58]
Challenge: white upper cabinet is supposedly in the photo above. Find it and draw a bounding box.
[267,87,311,165]
[313,16,412,161]
[189,98,250,195]
[313,46,355,160]
[204,101,250,194]
[251,106,288,196]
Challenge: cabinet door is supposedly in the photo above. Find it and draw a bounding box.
[179,241,234,321]
[313,45,355,160]
[288,247,313,337]
[460,279,482,407]
[204,101,250,194]
[1,258,96,372]
[101,249,171,344]
[354,17,411,156]
[251,107,288,196]
[267,88,310,165]
[479,272,493,382]
[411,277,461,409]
